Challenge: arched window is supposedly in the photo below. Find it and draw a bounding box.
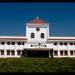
[36,28,40,31]
[70,42,73,45]
[54,42,57,45]
[60,42,63,45]
[31,33,35,38]
[12,42,15,45]
[7,42,10,45]
[64,42,67,45]
[17,42,21,45]
[41,33,44,38]
[1,42,5,45]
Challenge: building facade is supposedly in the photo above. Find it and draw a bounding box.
[0,17,75,58]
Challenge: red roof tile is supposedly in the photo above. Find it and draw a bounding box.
[28,17,48,24]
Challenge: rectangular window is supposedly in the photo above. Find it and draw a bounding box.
[11,50,15,55]
[60,51,63,56]
[17,50,21,55]
[70,51,73,55]
[31,33,34,38]
[7,50,10,55]
[54,51,58,56]
[1,50,4,55]
[64,51,68,56]
[41,33,44,38]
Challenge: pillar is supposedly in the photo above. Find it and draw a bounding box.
[15,50,17,57]
[67,45,70,57]
[68,50,70,57]
[4,50,7,58]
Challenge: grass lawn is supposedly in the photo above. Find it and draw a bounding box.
[0,57,75,72]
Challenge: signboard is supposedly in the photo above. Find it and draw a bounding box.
[32,44,46,47]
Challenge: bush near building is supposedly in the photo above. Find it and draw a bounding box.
[0,58,75,72]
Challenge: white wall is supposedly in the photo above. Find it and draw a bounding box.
[26,26,48,43]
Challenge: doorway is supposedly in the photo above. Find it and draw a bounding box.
[27,50,49,57]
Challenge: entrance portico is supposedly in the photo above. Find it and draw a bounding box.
[22,48,53,58]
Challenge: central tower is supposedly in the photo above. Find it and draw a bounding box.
[26,17,49,43]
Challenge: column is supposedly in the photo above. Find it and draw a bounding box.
[57,44,60,58]
[68,50,70,57]
[58,50,60,58]
[4,50,7,58]
[67,45,70,57]
[15,49,17,57]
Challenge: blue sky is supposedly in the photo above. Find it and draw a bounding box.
[0,3,75,36]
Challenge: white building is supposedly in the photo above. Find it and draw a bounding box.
[0,17,75,58]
